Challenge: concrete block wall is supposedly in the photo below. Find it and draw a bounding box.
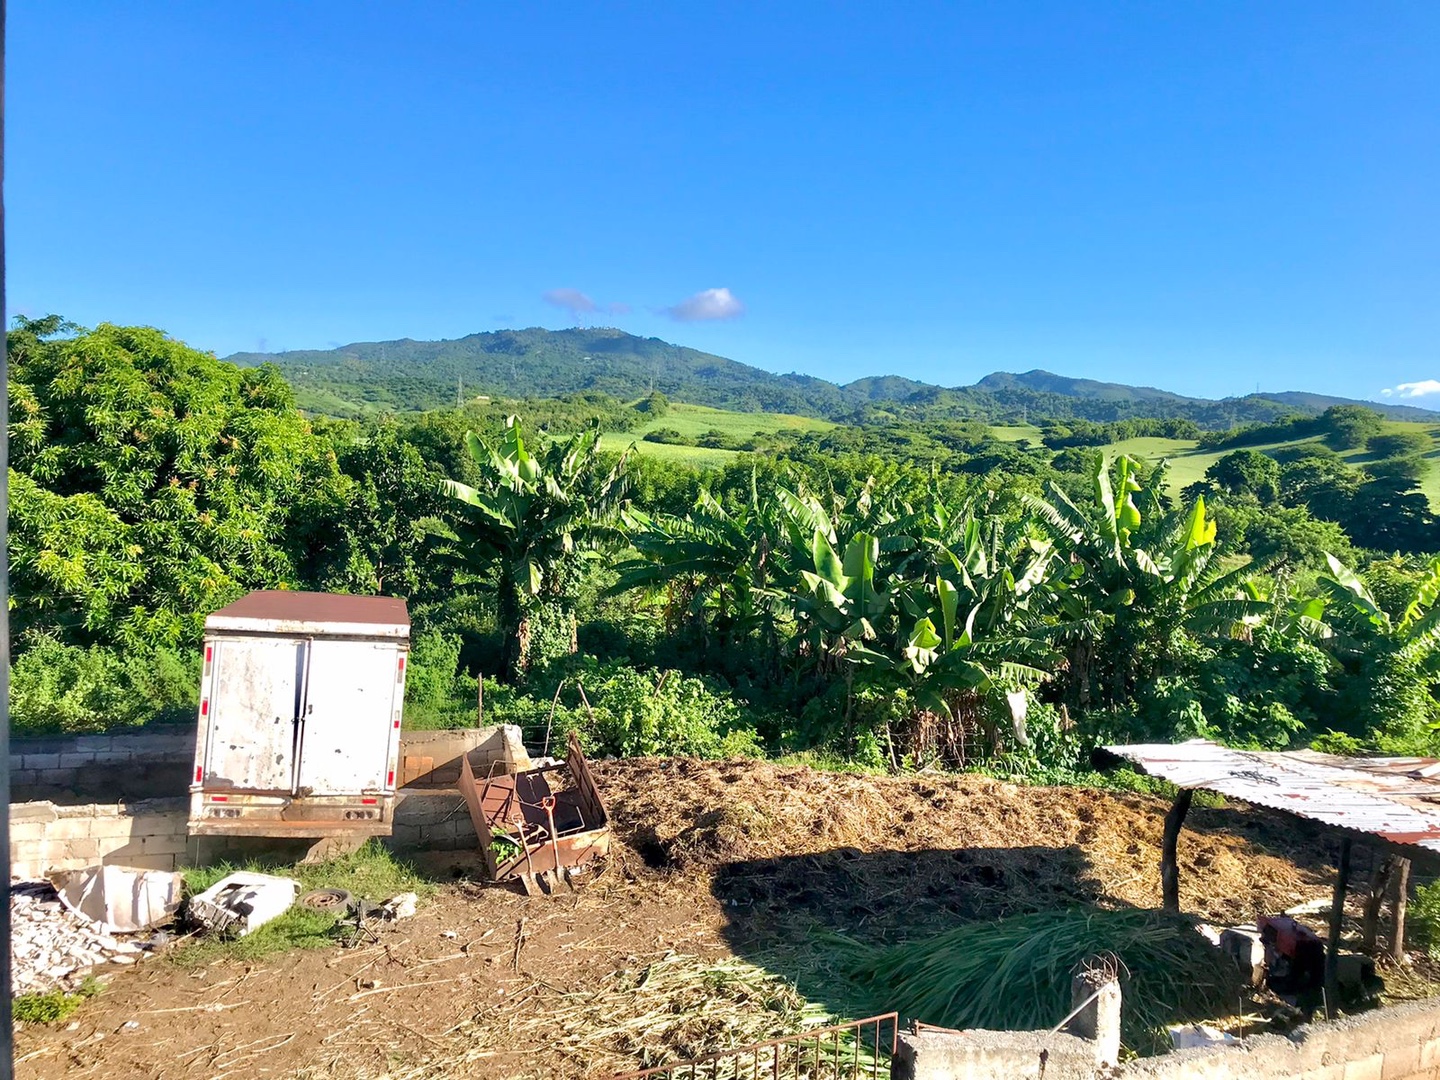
[897,997,1440,1080]
[8,726,525,877]
[10,726,196,803]
[10,798,192,878]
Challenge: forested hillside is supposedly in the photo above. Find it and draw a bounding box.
[229,327,1440,425]
[13,316,1440,786]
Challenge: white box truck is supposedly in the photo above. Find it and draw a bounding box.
[188,591,409,837]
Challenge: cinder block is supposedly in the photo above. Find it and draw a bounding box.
[53,802,98,819]
[86,817,138,840]
[72,736,113,752]
[90,804,123,818]
[90,751,134,765]
[1382,1042,1423,1079]
[38,768,79,787]
[21,753,61,771]
[1343,1054,1385,1080]
[60,839,102,862]
[108,854,178,871]
[125,813,188,834]
[44,818,95,841]
[9,821,53,843]
[139,834,191,856]
[9,802,59,823]
[58,753,95,769]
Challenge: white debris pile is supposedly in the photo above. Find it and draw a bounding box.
[9,882,161,996]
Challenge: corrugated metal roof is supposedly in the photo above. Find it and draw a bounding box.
[205,591,409,633]
[1104,739,1440,853]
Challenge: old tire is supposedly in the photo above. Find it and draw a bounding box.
[299,887,354,913]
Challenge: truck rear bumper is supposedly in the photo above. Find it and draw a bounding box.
[188,791,395,837]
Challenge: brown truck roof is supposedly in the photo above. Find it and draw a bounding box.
[207,591,410,627]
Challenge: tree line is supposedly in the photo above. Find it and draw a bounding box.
[9,316,1440,777]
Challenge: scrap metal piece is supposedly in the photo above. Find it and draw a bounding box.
[1101,739,1440,854]
[459,731,611,890]
[188,872,299,937]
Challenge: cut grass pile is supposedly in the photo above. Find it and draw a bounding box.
[836,907,1242,1051]
[172,840,433,966]
[421,952,886,1078]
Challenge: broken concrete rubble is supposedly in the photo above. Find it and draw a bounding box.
[9,881,166,997]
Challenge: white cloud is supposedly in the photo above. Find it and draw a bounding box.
[1381,379,1440,399]
[663,287,745,322]
[542,288,598,316]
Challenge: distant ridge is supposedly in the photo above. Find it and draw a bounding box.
[227,329,1440,425]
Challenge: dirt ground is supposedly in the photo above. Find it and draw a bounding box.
[14,759,1353,1079]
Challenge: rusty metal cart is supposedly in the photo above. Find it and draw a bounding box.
[458,731,611,894]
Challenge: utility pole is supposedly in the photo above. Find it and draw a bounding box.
[456,375,462,408]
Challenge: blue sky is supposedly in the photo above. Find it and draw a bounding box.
[10,3,1439,403]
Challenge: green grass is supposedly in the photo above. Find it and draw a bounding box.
[989,423,1045,443]
[172,841,434,967]
[1068,421,1440,510]
[601,403,835,467]
[13,978,102,1025]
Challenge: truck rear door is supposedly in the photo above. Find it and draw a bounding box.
[295,640,403,794]
[203,636,306,792]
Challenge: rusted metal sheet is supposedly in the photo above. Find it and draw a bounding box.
[459,731,611,891]
[1103,739,1440,853]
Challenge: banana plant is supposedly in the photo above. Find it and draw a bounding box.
[427,417,629,679]
[1025,454,1269,709]
[1308,553,1440,749]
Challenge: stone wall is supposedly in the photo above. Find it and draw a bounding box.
[895,996,1440,1080]
[8,726,527,877]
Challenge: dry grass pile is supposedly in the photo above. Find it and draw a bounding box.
[373,953,876,1079]
[594,758,1334,926]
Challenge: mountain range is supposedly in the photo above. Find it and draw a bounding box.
[227,327,1440,426]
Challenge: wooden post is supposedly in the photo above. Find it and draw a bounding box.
[1323,836,1353,1018]
[1161,789,1193,913]
[1392,857,1412,962]
[1361,854,1394,954]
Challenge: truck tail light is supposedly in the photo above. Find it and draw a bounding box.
[393,718,401,730]
[200,698,209,717]
[211,795,228,802]
[386,770,395,787]
[195,765,204,783]
[397,655,405,672]
[362,797,378,805]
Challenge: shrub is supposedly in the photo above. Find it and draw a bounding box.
[558,664,765,759]
[1410,879,1440,960]
[9,635,197,734]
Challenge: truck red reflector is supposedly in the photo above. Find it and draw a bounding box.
[386,770,395,787]
[398,656,405,671]
[393,718,401,729]
[205,645,213,663]
[200,698,209,717]
[361,797,378,805]
[195,765,204,783]
[211,795,228,802]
